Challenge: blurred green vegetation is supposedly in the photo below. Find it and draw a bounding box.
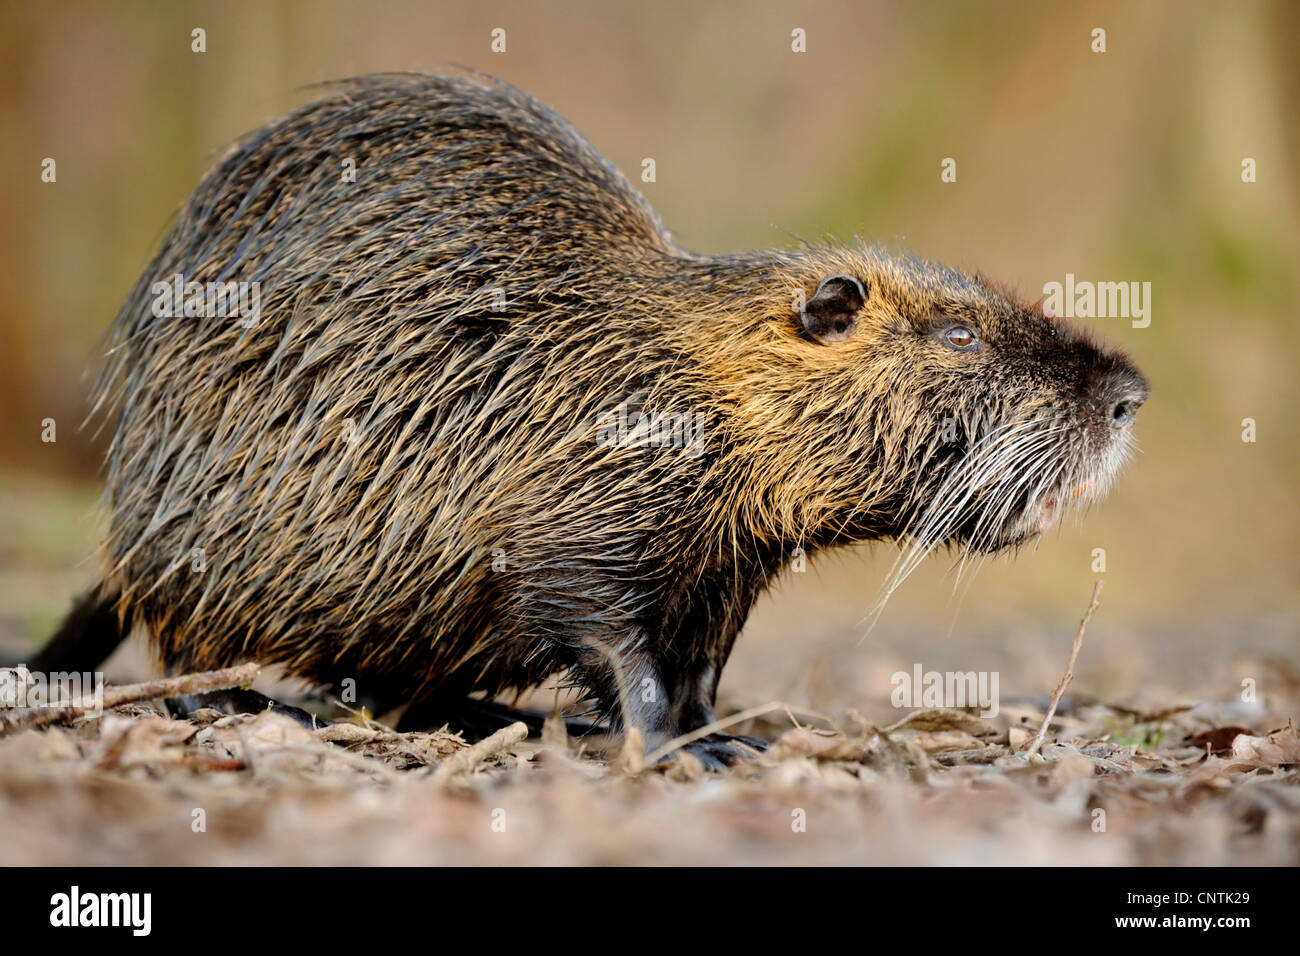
[0,0,1295,661]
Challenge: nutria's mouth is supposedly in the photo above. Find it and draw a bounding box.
[1035,496,1057,534]
[980,475,1103,550]
[870,415,1135,616]
[1032,481,1087,533]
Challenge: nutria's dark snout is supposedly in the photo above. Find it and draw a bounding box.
[1096,363,1150,429]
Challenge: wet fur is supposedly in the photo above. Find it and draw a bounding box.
[77,72,1146,744]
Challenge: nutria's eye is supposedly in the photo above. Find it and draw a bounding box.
[942,326,979,351]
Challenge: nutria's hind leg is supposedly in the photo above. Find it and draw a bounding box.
[24,585,130,673]
[166,688,328,730]
[396,694,534,736]
[396,694,602,740]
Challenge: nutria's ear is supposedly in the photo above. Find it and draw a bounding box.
[801,274,867,343]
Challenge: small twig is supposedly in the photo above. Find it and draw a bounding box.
[177,754,246,772]
[1023,580,1103,757]
[0,663,261,736]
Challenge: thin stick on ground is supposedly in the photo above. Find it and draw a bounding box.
[1023,580,1103,758]
[0,662,261,736]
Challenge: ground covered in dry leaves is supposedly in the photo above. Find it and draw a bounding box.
[0,678,1296,865]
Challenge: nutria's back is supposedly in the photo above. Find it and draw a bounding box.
[69,72,1147,763]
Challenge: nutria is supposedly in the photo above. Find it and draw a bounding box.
[36,72,1148,766]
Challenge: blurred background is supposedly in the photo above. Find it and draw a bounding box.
[0,0,1295,718]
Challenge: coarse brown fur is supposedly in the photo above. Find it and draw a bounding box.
[47,72,1148,762]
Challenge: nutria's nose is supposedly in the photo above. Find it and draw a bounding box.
[1111,396,1141,427]
[1103,376,1149,428]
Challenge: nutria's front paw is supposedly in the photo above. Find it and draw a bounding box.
[660,732,767,771]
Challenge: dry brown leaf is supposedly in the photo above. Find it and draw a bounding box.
[768,727,854,761]
[95,715,198,770]
[614,726,646,775]
[314,722,380,745]
[1227,725,1300,770]
[885,708,998,736]
[541,711,569,752]
[664,749,705,781]
[902,729,986,753]
[1186,726,1256,754]
[1008,726,1033,750]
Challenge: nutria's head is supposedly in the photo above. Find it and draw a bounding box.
[706,245,1148,573]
